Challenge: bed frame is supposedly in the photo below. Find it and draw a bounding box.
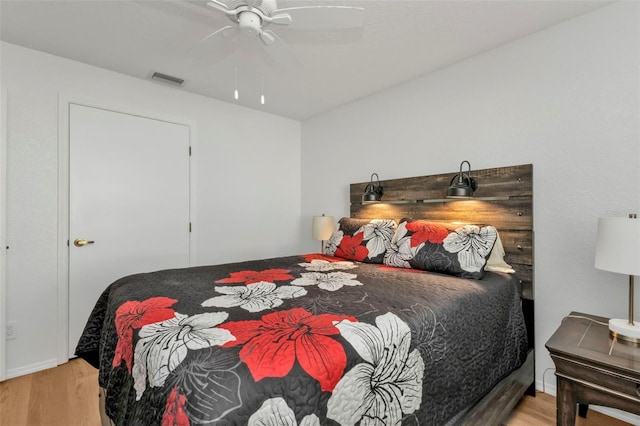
[350,163,534,424]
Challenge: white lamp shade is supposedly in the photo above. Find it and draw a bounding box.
[312,215,334,241]
[595,216,640,276]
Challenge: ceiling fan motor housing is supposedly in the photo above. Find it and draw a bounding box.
[204,0,366,70]
[225,0,277,16]
[238,11,261,34]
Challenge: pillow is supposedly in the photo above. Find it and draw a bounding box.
[485,232,516,273]
[324,218,397,264]
[383,218,498,279]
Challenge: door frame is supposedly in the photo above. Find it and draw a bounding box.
[56,95,197,364]
[1,88,8,380]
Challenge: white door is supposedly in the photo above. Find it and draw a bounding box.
[69,104,190,356]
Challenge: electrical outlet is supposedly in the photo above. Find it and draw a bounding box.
[6,321,17,340]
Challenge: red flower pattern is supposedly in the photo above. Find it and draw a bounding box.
[334,232,368,262]
[112,297,177,372]
[219,308,356,392]
[162,387,190,426]
[215,269,294,284]
[405,222,450,247]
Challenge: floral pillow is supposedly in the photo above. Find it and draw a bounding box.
[383,218,498,279]
[325,218,397,264]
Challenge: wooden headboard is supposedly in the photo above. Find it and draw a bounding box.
[349,164,534,301]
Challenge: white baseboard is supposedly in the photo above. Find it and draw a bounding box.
[536,378,640,425]
[5,358,58,380]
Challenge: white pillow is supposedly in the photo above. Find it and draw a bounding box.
[485,231,516,273]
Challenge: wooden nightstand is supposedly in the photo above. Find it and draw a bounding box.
[545,312,640,425]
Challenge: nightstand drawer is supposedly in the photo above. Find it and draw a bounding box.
[553,354,640,404]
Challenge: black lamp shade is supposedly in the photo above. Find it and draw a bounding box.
[363,173,384,202]
[447,161,478,198]
[447,176,477,198]
[363,186,383,201]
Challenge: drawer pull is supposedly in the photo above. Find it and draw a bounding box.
[637,384,640,398]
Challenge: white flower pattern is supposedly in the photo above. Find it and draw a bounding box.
[132,312,234,400]
[443,225,497,272]
[327,312,425,426]
[361,219,396,258]
[248,397,320,426]
[384,223,417,268]
[291,271,362,292]
[201,282,307,312]
[298,259,357,272]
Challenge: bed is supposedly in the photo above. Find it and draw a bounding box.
[76,164,534,425]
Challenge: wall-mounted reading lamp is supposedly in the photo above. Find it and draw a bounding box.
[447,161,478,198]
[363,173,384,202]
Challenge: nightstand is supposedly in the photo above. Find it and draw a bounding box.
[545,312,640,425]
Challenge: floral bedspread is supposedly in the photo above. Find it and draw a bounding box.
[75,254,528,426]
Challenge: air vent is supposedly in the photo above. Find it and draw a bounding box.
[151,72,184,87]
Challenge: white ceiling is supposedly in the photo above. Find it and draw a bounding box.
[1,0,611,120]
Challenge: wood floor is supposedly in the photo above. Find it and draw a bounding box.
[0,359,633,426]
[505,393,631,426]
[0,359,99,426]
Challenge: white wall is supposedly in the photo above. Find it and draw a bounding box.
[1,41,302,377]
[2,1,639,421]
[302,1,639,422]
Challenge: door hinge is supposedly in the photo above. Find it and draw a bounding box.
[189,222,192,232]
[189,146,192,156]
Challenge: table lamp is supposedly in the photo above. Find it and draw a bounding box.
[312,214,334,253]
[595,214,640,343]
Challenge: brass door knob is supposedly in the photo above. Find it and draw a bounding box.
[74,238,95,247]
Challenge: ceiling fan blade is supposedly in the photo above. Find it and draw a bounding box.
[259,30,275,45]
[205,0,235,17]
[271,6,365,30]
[268,13,292,26]
[198,25,238,44]
[187,28,238,66]
[208,0,228,7]
[260,30,301,71]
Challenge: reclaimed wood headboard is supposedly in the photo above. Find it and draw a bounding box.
[349,164,534,301]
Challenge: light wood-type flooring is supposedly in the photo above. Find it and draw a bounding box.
[0,358,633,425]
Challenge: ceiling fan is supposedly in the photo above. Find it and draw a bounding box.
[200,0,365,68]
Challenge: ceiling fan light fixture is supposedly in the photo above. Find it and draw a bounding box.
[201,0,367,103]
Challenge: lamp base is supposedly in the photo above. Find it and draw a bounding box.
[609,318,640,344]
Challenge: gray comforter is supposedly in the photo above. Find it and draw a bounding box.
[76,253,528,425]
